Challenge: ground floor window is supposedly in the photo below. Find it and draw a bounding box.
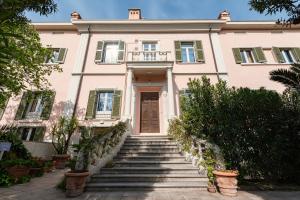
[96,91,113,118]
[18,127,45,142]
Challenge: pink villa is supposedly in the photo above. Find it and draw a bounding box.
[1,9,300,156]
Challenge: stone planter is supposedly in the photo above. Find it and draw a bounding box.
[65,171,90,197]
[52,154,70,169]
[6,165,30,180]
[213,170,238,196]
[207,182,217,193]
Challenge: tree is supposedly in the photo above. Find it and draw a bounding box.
[249,0,300,24]
[270,64,300,92]
[0,0,60,109]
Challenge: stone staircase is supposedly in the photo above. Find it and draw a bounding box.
[86,135,208,191]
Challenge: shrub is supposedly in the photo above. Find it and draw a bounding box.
[180,76,300,183]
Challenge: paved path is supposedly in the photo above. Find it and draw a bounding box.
[0,170,299,200]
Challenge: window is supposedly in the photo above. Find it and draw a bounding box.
[280,49,295,64]
[96,91,113,118]
[181,42,196,63]
[143,42,158,61]
[240,49,256,63]
[26,94,43,119]
[45,48,67,64]
[19,127,45,142]
[103,42,119,63]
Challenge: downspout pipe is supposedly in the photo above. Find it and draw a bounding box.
[208,25,220,81]
[72,25,91,118]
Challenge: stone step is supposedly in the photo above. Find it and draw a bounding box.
[119,149,180,153]
[90,174,208,182]
[124,141,177,145]
[126,138,173,142]
[121,147,179,151]
[86,182,207,191]
[100,167,199,174]
[128,135,171,139]
[118,152,183,157]
[115,156,185,161]
[122,144,178,148]
[114,163,194,168]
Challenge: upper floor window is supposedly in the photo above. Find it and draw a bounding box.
[95,41,125,64]
[18,127,45,142]
[15,91,55,120]
[96,91,114,118]
[240,49,256,63]
[143,42,158,61]
[280,49,296,64]
[45,48,67,64]
[181,42,196,63]
[174,41,205,63]
[232,47,266,64]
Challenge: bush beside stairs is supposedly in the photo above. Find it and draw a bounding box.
[85,135,208,191]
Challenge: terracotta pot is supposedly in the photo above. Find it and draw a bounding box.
[65,171,90,197]
[213,170,238,197]
[29,168,43,177]
[52,154,70,169]
[207,183,217,193]
[6,165,30,179]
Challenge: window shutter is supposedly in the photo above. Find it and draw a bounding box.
[57,48,67,63]
[118,41,125,62]
[232,48,242,64]
[0,98,9,119]
[33,127,46,142]
[95,41,104,63]
[40,91,55,120]
[291,48,300,62]
[179,90,187,112]
[111,90,122,119]
[15,92,31,120]
[174,41,182,62]
[253,47,266,63]
[85,90,97,119]
[272,47,285,63]
[194,41,205,62]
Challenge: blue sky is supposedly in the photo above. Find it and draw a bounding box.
[26,0,287,22]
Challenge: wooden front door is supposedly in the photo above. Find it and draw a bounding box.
[140,92,160,133]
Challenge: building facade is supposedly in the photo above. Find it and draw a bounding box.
[1,9,300,143]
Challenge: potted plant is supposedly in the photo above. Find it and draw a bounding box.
[1,159,32,180]
[65,127,93,197]
[43,160,55,173]
[51,117,78,169]
[199,148,217,193]
[213,170,238,196]
[29,158,44,177]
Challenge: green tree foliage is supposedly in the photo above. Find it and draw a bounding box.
[0,0,60,108]
[249,0,300,24]
[181,76,300,183]
[270,64,300,92]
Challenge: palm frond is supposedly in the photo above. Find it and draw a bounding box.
[270,66,300,92]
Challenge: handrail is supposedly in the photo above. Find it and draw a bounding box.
[127,50,172,62]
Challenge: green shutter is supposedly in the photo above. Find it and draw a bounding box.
[232,48,242,64]
[291,48,300,62]
[15,92,30,120]
[40,91,55,120]
[33,127,46,142]
[272,47,285,63]
[174,41,182,62]
[95,41,104,63]
[118,41,125,62]
[111,90,122,119]
[57,48,67,63]
[0,98,9,119]
[85,90,97,119]
[179,90,186,112]
[253,47,266,63]
[195,41,205,62]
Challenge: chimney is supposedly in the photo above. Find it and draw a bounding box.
[218,10,231,21]
[71,11,82,20]
[128,8,142,20]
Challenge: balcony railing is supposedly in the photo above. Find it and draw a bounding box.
[127,51,172,62]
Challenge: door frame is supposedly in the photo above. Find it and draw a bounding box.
[139,91,160,133]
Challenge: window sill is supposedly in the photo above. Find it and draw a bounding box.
[176,62,205,65]
[17,119,43,123]
[240,63,294,66]
[95,62,123,65]
[42,63,60,65]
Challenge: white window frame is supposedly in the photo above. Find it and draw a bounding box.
[21,128,35,141]
[26,95,43,119]
[45,48,60,64]
[181,42,196,63]
[240,49,256,64]
[280,49,296,64]
[102,41,119,64]
[95,91,114,119]
[142,41,159,61]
